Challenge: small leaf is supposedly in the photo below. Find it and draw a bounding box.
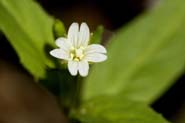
[72,96,169,123]
[0,0,55,78]
[83,0,185,103]
[91,25,104,44]
[53,19,66,38]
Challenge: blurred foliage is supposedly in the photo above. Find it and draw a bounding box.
[72,96,169,123]
[1,0,185,123]
[90,25,104,44]
[75,0,185,122]
[83,0,185,104]
[39,69,80,109]
[53,19,66,38]
[0,0,55,78]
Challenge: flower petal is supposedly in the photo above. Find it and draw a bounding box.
[68,61,78,76]
[78,60,89,77]
[68,23,79,47]
[85,53,107,62]
[85,44,107,54]
[50,49,69,60]
[55,38,71,52]
[78,22,90,47]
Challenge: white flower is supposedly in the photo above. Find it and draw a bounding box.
[50,22,107,77]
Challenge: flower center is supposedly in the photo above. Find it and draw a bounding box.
[70,46,85,61]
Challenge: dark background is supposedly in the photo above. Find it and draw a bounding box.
[37,0,148,30]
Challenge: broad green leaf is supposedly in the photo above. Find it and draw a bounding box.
[83,0,185,103]
[72,96,169,123]
[0,0,54,78]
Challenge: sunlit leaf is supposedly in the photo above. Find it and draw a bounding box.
[83,0,185,103]
[0,0,55,78]
[72,96,169,123]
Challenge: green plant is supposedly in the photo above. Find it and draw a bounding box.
[0,0,185,122]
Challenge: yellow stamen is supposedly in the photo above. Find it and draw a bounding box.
[70,46,85,61]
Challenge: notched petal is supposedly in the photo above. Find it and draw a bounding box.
[68,61,78,76]
[50,49,69,60]
[55,38,71,51]
[78,60,89,77]
[68,23,79,47]
[55,38,67,47]
[78,22,90,47]
[85,44,107,54]
[85,53,107,62]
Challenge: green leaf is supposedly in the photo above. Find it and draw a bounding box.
[72,96,169,123]
[53,19,66,38]
[0,0,54,78]
[91,25,104,44]
[83,0,185,103]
